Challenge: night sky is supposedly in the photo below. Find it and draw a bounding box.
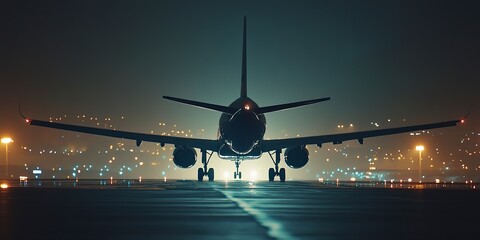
[1,0,479,180]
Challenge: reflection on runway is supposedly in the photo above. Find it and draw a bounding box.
[1,180,479,240]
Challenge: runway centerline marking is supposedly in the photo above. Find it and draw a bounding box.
[214,183,297,240]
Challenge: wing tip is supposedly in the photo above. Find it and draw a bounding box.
[18,104,32,124]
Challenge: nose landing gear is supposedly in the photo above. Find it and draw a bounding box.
[233,160,242,179]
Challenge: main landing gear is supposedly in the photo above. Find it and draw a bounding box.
[233,159,242,179]
[198,150,214,181]
[197,150,286,182]
[268,150,285,182]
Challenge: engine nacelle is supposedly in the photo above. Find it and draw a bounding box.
[284,146,309,169]
[173,146,197,168]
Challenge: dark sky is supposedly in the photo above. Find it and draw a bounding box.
[0,0,479,180]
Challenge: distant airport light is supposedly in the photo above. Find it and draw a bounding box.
[33,169,42,175]
[1,184,8,189]
[2,137,12,176]
[416,146,424,182]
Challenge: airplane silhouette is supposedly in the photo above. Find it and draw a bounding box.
[22,16,464,181]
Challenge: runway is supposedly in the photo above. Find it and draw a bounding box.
[1,180,479,240]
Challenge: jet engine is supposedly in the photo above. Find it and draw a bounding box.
[284,146,309,169]
[173,146,197,168]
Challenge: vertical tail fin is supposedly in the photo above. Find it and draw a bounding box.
[241,15,247,98]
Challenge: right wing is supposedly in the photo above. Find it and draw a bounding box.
[260,119,463,152]
[25,118,220,152]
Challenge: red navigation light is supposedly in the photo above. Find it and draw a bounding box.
[25,119,31,123]
[461,119,465,124]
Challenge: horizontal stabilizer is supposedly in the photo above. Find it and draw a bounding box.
[256,97,331,114]
[163,96,237,114]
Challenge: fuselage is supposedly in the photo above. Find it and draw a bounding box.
[218,97,266,159]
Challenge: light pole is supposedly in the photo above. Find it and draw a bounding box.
[416,145,424,182]
[1,137,12,177]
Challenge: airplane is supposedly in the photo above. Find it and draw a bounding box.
[22,16,464,182]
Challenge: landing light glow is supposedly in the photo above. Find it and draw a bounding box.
[244,104,250,110]
[250,171,257,181]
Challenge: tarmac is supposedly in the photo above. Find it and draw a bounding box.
[1,179,479,240]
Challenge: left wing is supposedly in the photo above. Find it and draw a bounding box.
[260,119,463,152]
[25,118,220,151]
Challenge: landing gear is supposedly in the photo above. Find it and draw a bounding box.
[234,172,242,179]
[233,160,242,179]
[198,150,214,182]
[268,150,286,182]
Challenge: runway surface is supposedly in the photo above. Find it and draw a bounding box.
[1,179,479,240]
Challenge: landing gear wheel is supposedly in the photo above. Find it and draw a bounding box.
[279,168,286,182]
[238,172,242,179]
[208,168,214,181]
[234,172,237,179]
[198,168,204,182]
[268,168,275,181]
